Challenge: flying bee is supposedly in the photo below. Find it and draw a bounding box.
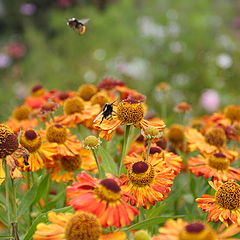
[94,100,118,124]
[67,18,90,35]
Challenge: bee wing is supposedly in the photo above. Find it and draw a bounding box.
[93,111,104,123]
[79,18,90,24]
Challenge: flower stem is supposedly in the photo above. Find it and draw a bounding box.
[145,139,152,161]
[119,125,132,176]
[92,149,104,178]
[3,159,11,233]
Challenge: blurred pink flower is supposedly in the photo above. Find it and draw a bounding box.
[7,42,26,59]
[19,3,37,15]
[200,89,220,112]
[0,53,11,68]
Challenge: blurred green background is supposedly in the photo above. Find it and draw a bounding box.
[0,0,240,121]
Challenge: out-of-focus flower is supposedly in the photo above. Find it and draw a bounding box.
[97,77,125,90]
[19,3,37,15]
[57,0,73,8]
[196,181,240,226]
[33,211,126,240]
[152,218,240,240]
[0,53,11,68]
[185,127,238,161]
[141,126,163,140]
[174,102,192,113]
[94,99,165,141]
[67,171,139,228]
[200,89,220,112]
[155,82,171,92]
[216,53,233,69]
[223,105,240,123]
[166,124,185,150]
[121,153,175,208]
[189,152,240,181]
[7,42,26,59]
[78,84,97,101]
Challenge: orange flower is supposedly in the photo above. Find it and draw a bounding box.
[66,171,139,228]
[6,104,38,133]
[94,99,165,141]
[55,96,100,128]
[44,124,81,157]
[189,152,240,181]
[152,218,240,240]
[185,127,238,161]
[33,211,127,240]
[19,129,56,171]
[121,153,175,208]
[196,181,240,226]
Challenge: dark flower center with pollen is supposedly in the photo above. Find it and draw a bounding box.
[150,147,161,154]
[185,223,204,233]
[94,178,121,202]
[20,129,42,153]
[208,153,229,171]
[215,182,240,210]
[64,97,85,115]
[60,155,81,172]
[46,124,67,144]
[129,161,155,187]
[25,130,37,140]
[0,125,18,158]
[58,92,70,101]
[205,128,226,147]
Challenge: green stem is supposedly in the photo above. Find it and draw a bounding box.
[92,149,104,178]
[3,159,11,232]
[145,139,152,161]
[10,178,19,240]
[118,125,132,176]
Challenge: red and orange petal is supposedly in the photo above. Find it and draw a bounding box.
[196,181,240,226]
[188,154,240,181]
[5,118,38,133]
[66,172,139,228]
[55,104,100,128]
[79,148,97,173]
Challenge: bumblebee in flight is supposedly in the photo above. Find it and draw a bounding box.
[67,18,90,35]
[94,100,118,124]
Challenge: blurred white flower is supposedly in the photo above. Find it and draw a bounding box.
[84,70,96,83]
[172,73,189,86]
[200,89,220,112]
[169,41,183,53]
[216,53,232,69]
[93,49,106,61]
[0,53,11,68]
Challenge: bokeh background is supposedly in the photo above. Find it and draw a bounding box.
[0,0,240,121]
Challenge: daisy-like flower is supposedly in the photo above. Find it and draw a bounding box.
[185,127,238,161]
[19,129,56,171]
[44,124,81,156]
[82,136,102,150]
[152,218,240,240]
[6,104,38,133]
[166,124,185,150]
[33,211,127,240]
[196,181,240,226]
[94,98,165,141]
[121,152,175,208]
[189,152,240,181]
[174,102,192,113]
[55,96,100,128]
[66,171,139,228]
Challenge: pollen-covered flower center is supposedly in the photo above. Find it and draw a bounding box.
[208,153,229,171]
[179,223,217,240]
[150,147,161,154]
[90,93,109,107]
[117,99,144,125]
[215,182,240,210]
[83,136,101,150]
[0,124,18,158]
[13,105,31,121]
[78,84,97,101]
[31,84,45,96]
[129,161,155,187]
[64,97,85,115]
[167,125,184,144]
[46,124,67,144]
[224,105,240,122]
[60,155,81,172]
[65,212,101,240]
[205,128,226,147]
[142,126,163,139]
[94,179,121,202]
[20,130,42,153]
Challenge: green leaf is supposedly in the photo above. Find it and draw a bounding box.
[34,173,50,204]
[123,215,184,231]
[0,236,13,239]
[146,202,166,219]
[44,189,66,211]
[23,206,73,240]
[97,146,118,176]
[0,210,8,226]
[17,184,37,218]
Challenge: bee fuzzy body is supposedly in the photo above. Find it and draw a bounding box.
[67,18,89,35]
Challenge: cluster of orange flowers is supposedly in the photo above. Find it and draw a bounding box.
[0,78,240,240]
